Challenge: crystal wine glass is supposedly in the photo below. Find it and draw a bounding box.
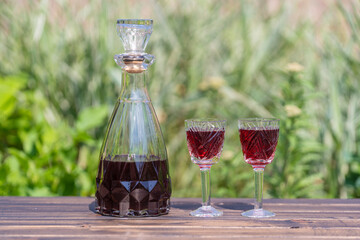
[185,119,226,217]
[238,118,279,218]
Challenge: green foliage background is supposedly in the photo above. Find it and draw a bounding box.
[0,0,359,198]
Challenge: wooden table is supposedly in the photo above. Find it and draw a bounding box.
[0,197,359,239]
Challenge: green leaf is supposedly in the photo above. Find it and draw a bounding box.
[0,76,27,119]
[75,105,108,132]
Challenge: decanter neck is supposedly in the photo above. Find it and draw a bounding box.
[114,53,155,73]
[120,71,150,102]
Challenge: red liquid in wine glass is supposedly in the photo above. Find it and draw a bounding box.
[186,130,225,166]
[239,129,279,168]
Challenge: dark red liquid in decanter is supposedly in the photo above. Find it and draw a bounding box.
[95,155,171,217]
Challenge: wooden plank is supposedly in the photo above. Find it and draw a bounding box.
[0,197,359,239]
[1,226,360,239]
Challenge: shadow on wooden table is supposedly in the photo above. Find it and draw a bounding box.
[89,201,96,213]
[171,201,200,210]
[88,199,253,213]
[170,199,253,211]
[215,200,252,211]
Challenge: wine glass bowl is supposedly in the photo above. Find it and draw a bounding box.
[185,119,226,217]
[238,118,279,218]
[186,125,225,167]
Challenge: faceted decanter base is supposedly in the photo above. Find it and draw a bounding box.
[95,156,171,218]
[95,199,170,217]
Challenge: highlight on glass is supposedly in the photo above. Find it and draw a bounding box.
[238,118,279,218]
[185,119,226,217]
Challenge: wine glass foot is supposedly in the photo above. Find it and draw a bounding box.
[241,209,275,218]
[190,206,223,217]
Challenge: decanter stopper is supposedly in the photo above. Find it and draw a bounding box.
[115,19,155,72]
[117,19,153,54]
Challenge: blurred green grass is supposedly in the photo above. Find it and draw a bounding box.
[0,0,359,198]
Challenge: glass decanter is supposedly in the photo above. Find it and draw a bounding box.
[95,19,171,217]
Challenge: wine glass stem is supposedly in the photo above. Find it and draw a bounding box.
[253,168,264,210]
[200,167,211,207]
